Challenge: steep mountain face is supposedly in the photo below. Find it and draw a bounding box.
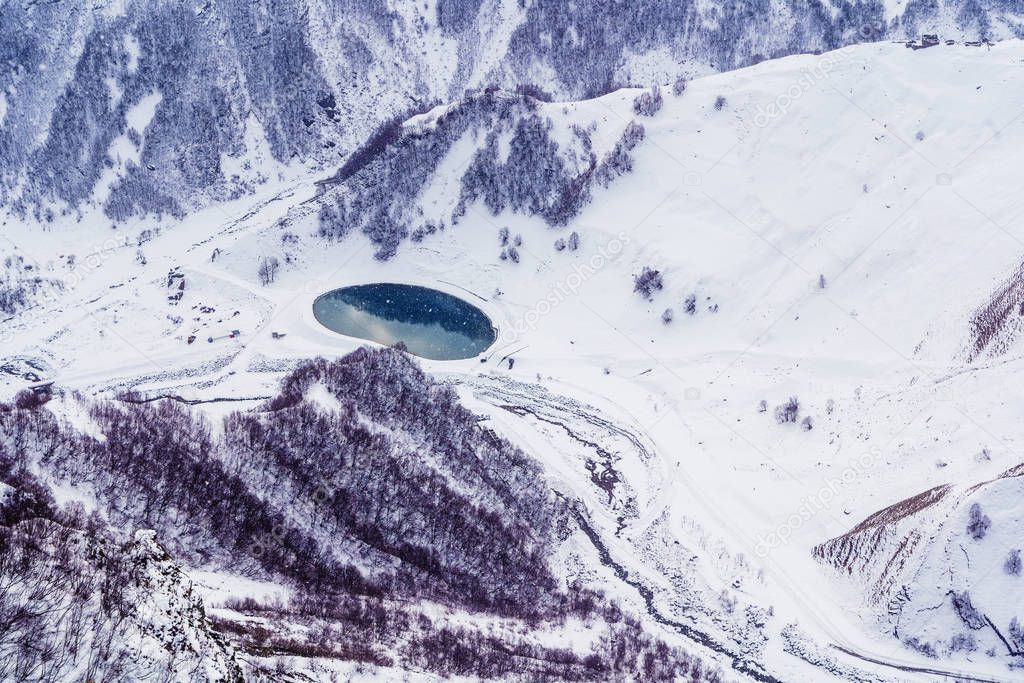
[0,519,243,683]
[0,348,722,681]
[315,89,645,258]
[815,465,1024,665]
[0,348,566,616]
[968,259,1024,360]
[0,0,1017,226]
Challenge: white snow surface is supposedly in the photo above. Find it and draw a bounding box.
[3,40,1024,681]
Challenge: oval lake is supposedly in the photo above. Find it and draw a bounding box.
[313,283,497,361]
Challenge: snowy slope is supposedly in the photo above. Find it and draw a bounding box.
[0,521,243,682]
[1,0,1020,226]
[816,464,1024,663]
[4,39,1024,681]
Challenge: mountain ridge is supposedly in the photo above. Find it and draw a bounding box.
[1,0,1017,227]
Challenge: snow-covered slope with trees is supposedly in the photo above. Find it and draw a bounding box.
[3,23,1024,683]
[1,349,723,682]
[0,519,243,682]
[1,0,1021,227]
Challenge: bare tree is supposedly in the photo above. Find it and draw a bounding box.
[258,256,280,286]
[633,84,663,117]
[774,397,799,424]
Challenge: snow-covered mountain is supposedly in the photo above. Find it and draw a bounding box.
[0,519,243,682]
[4,8,1024,682]
[1,0,1019,227]
[816,463,1024,662]
[2,348,723,681]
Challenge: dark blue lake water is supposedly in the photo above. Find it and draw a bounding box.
[313,283,496,360]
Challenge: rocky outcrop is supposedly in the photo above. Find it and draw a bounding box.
[0,519,243,682]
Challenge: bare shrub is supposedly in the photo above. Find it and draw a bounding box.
[1006,549,1022,576]
[632,84,663,117]
[774,397,799,424]
[633,267,663,300]
[966,503,991,540]
[258,256,280,286]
